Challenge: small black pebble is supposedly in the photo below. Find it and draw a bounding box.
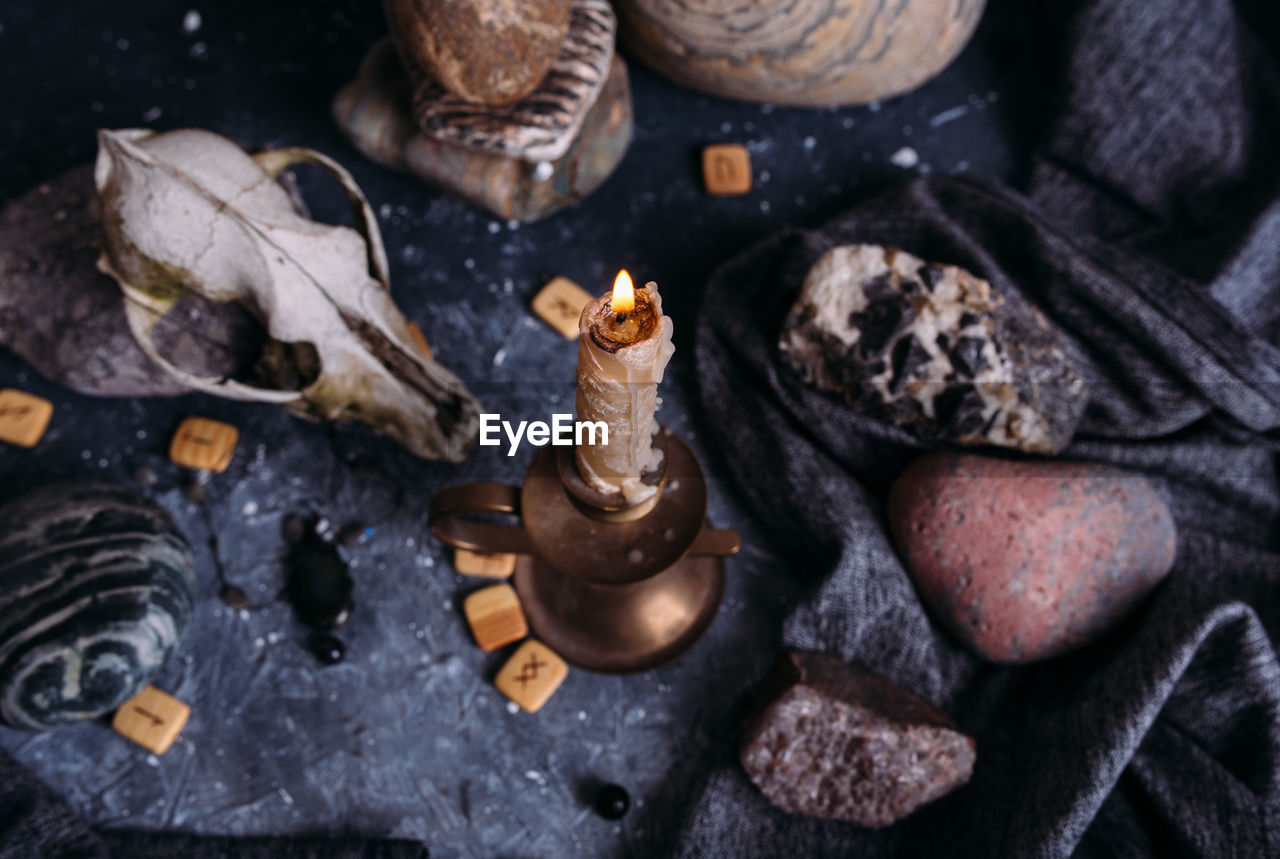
[181,480,207,505]
[308,632,346,665]
[593,783,630,820]
[131,465,158,488]
[220,584,252,612]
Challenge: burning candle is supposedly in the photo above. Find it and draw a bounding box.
[575,270,675,505]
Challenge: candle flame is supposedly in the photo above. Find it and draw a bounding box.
[611,270,635,315]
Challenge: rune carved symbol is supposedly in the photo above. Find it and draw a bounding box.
[515,653,547,690]
[134,706,165,727]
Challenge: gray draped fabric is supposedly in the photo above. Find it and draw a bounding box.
[682,0,1280,855]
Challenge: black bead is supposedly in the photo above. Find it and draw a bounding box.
[307,632,346,665]
[287,530,354,629]
[593,783,630,820]
[219,584,252,611]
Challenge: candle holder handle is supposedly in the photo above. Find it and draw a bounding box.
[429,482,535,555]
[688,527,742,557]
[429,481,739,560]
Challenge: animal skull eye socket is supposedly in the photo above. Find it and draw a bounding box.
[275,163,357,230]
[149,293,320,392]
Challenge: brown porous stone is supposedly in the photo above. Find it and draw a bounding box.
[740,651,975,827]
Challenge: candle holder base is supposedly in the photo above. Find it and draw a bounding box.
[513,552,725,674]
[429,428,739,674]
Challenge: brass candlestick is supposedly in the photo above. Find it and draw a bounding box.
[429,427,739,673]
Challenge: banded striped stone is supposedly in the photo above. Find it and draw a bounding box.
[0,482,197,731]
[406,0,617,162]
[616,0,987,107]
[333,41,634,222]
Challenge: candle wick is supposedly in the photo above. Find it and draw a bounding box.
[615,313,628,324]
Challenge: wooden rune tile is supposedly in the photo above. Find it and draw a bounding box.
[702,144,752,195]
[169,417,238,473]
[455,548,517,579]
[463,583,529,652]
[494,639,568,713]
[111,685,190,755]
[532,276,595,339]
[0,388,54,448]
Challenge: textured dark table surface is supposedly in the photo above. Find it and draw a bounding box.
[0,2,1041,856]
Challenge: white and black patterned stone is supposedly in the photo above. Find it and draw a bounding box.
[780,244,1088,454]
[404,0,616,163]
[0,483,197,731]
[740,651,976,828]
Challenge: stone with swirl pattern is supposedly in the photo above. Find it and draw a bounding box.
[0,482,197,731]
[615,0,987,107]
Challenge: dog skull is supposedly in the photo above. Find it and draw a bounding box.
[94,128,479,462]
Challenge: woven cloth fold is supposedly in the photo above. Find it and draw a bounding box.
[684,0,1280,855]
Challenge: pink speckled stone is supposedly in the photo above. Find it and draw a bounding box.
[887,453,1176,663]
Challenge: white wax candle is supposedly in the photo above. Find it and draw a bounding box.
[575,275,675,504]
